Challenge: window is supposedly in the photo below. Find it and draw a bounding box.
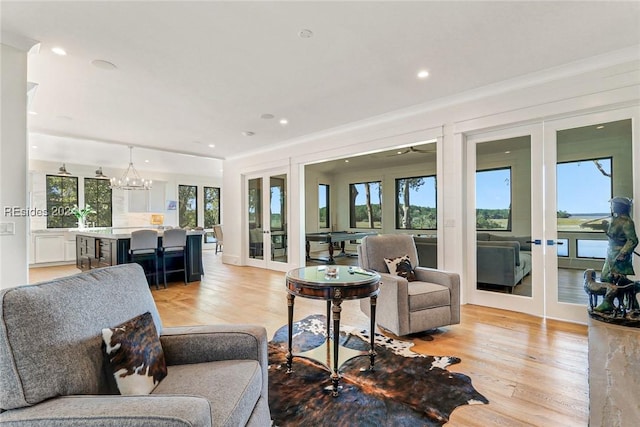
[84,178,112,227]
[178,185,198,228]
[349,181,382,229]
[476,167,511,231]
[46,175,78,228]
[204,186,220,228]
[270,175,286,231]
[395,175,436,230]
[557,157,612,232]
[319,184,330,229]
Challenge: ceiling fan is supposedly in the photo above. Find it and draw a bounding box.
[388,146,435,156]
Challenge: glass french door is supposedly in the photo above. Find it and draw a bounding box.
[245,169,290,271]
[467,108,637,324]
[466,125,545,318]
[544,110,637,323]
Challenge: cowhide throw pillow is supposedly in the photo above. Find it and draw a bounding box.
[102,312,167,395]
[384,254,417,282]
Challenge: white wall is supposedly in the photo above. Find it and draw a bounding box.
[1,43,29,289]
[222,50,640,295]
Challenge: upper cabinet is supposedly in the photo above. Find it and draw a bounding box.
[128,182,166,212]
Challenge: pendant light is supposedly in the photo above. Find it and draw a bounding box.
[109,146,152,190]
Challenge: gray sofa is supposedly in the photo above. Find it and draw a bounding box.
[0,264,271,426]
[414,233,532,289]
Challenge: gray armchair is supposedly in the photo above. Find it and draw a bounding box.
[358,234,460,336]
[0,264,271,426]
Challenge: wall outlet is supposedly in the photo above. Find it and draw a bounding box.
[0,222,16,235]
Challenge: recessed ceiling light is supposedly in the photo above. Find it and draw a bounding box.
[279,118,288,125]
[504,151,511,154]
[208,144,215,148]
[51,47,67,56]
[260,113,274,120]
[32,145,38,149]
[417,70,429,79]
[242,131,255,137]
[596,125,605,129]
[345,160,350,163]
[28,111,37,115]
[91,59,118,70]
[298,29,313,39]
[144,160,150,163]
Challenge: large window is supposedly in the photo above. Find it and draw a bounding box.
[395,175,436,230]
[319,184,330,229]
[557,157,612,232]
[84,178,112,227]
[349,181,382,229]
[46,175,78,228]
[476,167,511,231]
[204,186,220,228]
[178,185,198,228]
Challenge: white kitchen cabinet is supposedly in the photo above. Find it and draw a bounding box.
[34,234,65,263]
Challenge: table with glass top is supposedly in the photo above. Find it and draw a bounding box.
[285,265,380,396]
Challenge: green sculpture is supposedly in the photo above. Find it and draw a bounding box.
[581,197,638,314]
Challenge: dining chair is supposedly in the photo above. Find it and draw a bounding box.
[129,229,160,289]
[213,225,223,254]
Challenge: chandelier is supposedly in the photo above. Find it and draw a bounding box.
[109,146,152,190]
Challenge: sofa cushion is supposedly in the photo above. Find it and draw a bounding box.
[102,312,167,395]
[152,359,262,427]
[407,281,450,311]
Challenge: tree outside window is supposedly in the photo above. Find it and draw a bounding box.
[204,186,220,228]
[46,175,78,228]
[395,175,436,230]
[476,167,511,231]
[84,178,112,227]
[349,181,382,229]
[178,185,198,228]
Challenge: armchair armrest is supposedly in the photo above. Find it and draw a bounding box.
[368,272,410,335]
[160,324,268,398]
[414,267,460,324]
[0,395,211,426]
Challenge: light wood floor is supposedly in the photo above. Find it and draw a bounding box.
[30,252,588,426]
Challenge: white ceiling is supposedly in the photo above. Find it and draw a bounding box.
[2,1,640,171]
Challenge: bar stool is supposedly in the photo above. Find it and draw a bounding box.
[160,228,188,287]
[129,230,160,289]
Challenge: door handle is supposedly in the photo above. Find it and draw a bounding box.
[526,239,542,245]
[546,240,564,246]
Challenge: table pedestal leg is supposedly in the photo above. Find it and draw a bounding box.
[327,242,335,264]
[369,294,377,370]
[286,293,295,373]
[331,298,342,397]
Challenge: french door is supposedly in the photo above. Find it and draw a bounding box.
[466,125,545,318]
[466,108,637,324]
[245,168,291,272]
[544,110,637,323]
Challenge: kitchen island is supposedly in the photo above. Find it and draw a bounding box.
[75,228,204,283]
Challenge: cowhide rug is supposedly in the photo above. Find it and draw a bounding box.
[269,315,488,426]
